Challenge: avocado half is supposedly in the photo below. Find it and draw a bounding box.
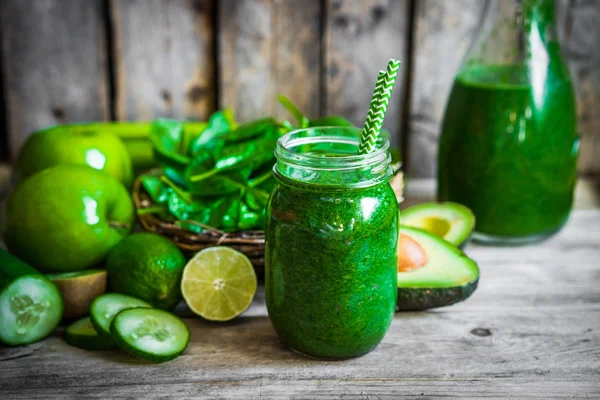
[396,226,479,311]
[400,202,475,248]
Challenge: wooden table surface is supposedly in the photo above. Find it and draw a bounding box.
[1,171,599,399]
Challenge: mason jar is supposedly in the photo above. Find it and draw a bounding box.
[265,126,398,359]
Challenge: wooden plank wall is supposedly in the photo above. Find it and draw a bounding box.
[218,0,323,122]
[324,0,410,146]
[0,0,109,156]
[111,0,216,121]
[0,0,598,177]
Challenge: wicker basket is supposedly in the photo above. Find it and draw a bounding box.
[133,178,266,275]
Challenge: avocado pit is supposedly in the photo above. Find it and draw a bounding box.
[397,234,428,272]
[396,226,480,311]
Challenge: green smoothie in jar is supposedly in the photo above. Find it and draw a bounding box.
[265,127,398,359]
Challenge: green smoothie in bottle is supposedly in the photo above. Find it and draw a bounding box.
[438,0,579,244]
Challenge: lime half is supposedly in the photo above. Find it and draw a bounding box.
[181,247,257,321]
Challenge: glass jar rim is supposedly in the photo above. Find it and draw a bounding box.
[274,126,393,189]
[275,126,390,171]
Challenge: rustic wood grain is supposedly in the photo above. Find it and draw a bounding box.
[1,209,599,398]
[406,0,484,177]
[111,0,216,121]
[559,0,600,175]
[0,0,109,159]
[323,0,410,146]
[218,0,322,122]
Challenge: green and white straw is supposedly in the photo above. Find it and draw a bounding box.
[358,59,401,155]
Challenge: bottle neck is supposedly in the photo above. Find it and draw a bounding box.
[466,0,558,67]
[523,0,559,46]
[480,0,557,28]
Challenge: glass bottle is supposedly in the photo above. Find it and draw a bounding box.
[438,0,579,245]
[265,127,398,359]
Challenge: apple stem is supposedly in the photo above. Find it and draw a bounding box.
[108,221,131,232]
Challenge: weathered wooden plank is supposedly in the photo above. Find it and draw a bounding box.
[323,0,410,146]
[559,0,600,175]
[1,210,599,398]
[0,0,109,159]
[0,164,10,239]
[111,0,216,121]
[406,0,484,177]
[218,0,322,122]
[3,379,598,400]
[1,307,599,398]
[0,74,7,162]
[271,0,323,122]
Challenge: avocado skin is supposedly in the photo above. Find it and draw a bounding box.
[396,278,478,311]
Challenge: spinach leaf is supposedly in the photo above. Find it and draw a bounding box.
[278,95,309,128]
[167,190,208,221]
[188,139,275,184]
[215,139,276,170]
[248,168,273,188]
[221,198,240,231]
[185,159,251,196]
[208,196,239,229]
[140,174,169,204]
[188,110,235,156]
[238,200,261,231]
[191,175,244,196]
[137,173,172,219]
[221,174,270,205]
[224,118,277,144]
[174,220,205,234]
[183,150,215,183]
[164,167,188,188]
[161,175,193,204]
[281,120,295,131]
[150,119,190,170]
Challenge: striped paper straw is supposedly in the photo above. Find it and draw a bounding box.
[358,59,401,155]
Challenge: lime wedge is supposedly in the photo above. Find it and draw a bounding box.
[181,247,257,321]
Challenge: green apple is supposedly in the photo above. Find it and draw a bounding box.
[17,125,133,187]
[5,165,134,272]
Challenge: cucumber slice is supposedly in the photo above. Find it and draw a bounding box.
[110,308,189,363]
[0,250,63,345]
[90,293,151,339]
[65,316,116,350]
